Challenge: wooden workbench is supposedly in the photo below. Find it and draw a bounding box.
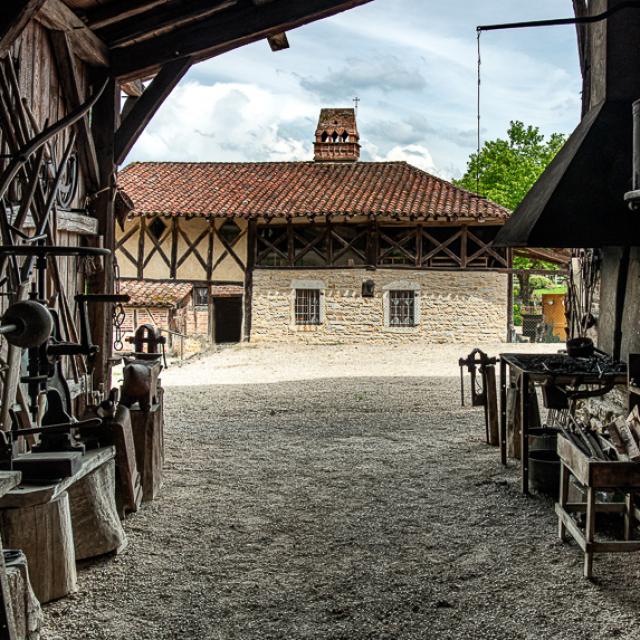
[499,352,626,494]
[556,435,640,578]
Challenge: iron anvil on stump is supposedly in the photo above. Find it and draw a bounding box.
[121,353,164,503]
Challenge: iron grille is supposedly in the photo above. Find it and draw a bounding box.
[389,290,416,326]
[295,289,321,325]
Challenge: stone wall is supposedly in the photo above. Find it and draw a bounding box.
[251,268,509,343]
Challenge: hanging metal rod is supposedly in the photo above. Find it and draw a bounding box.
[477,0,640,32]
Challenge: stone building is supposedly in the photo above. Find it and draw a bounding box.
[117,108,512,344]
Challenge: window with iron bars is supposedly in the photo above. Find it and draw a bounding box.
[295,289,321,325]
[389,290,416,326]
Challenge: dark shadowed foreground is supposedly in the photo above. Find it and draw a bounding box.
[43,377,640,639]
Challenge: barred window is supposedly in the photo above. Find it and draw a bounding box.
[295,289,321,325]
[389,290,416,326]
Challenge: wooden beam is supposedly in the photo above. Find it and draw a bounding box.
[267,32,289,51]
[49,30,100,191]
[37,0,108,67]
[111,0,372,80]
[0,0,47,57]
[83,0,171,30]
[114,57,191,165]
[99,0,237,49]
[88,75,119,388]
[120,79,144,97]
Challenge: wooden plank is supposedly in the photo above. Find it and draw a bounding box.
[0,0,47,58]
[36,0,108,67]
[114,57,191,165]
[49,30,100,191]
[111,0,373,80]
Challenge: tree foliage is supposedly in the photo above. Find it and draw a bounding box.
[454,121,566,211]
[454,121,567,310]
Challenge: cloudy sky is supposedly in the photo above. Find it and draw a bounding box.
[125,0,582,181]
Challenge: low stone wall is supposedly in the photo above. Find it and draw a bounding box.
[251,268,509,344]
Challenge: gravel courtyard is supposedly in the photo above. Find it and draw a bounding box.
[43,344,640,639]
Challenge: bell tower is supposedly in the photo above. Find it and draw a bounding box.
[313,108,360,162]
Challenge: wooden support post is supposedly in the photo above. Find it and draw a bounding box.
[484,365,499,446]
[244,219,256,342]
[520,372,530,495]
[89,74,120,390]
[584,486,596,579]
[558,462,569,541]
[499,358,508,466]
[625,492,635,541]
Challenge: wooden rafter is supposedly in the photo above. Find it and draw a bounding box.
[99,0,237,49]
[83,0,172,30]
[114,57,192,165]
[49,30,100,191]
[378,228,418,264]
[110,0,373,80]
[0,0,47,57]
[36,0,109,67]
[466,228,508,266]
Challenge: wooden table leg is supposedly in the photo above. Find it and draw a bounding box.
[520,372,530,495]
[584,486,596,579]
[558,461,569,542]
[625,493,635,541]
[500,359,507,466]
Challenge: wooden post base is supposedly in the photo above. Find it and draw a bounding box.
[67,460,127,560]
[0,492,76,604]
[131,389,164,502]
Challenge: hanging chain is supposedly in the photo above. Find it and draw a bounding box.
[112,256,125,351]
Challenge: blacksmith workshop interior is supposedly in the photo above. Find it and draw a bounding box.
[3,0,640,638]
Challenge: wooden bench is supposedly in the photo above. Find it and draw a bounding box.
[0,448,126,603]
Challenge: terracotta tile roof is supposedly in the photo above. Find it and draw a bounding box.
[118,161,509,222]
[120,279,192,307]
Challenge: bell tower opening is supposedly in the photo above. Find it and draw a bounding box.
[314,108,361,162]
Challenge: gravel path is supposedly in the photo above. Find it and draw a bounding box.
[42,346,640,639]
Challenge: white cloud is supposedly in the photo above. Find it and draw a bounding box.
[128,81,315,164]
[375,144,444,177]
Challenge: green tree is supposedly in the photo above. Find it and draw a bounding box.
[455,121,566,313]
[455,121,566,210]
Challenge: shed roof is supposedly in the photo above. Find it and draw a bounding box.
[120,279,192,307]
[119,161,510,222]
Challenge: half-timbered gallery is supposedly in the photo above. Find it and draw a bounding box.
[117,108,512,344]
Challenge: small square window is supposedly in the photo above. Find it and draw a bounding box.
[389,290,416,326]
[193,286,209,307]
[295,289,321,325]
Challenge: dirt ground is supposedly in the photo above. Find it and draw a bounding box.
[42,344,640,639]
